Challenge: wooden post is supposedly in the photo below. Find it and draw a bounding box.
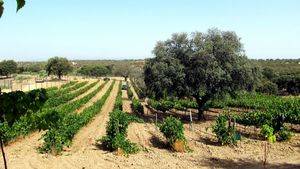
[263,141,268,168]
[189,110,193,131]
[0,137,7,169]
[155,113,158,125]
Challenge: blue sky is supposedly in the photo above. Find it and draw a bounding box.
[0,0,299,61]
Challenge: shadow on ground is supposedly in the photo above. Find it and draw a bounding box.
[199,157,300,169]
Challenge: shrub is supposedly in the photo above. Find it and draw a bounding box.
[114,82,123,111]
[0,89,48,125]
[127,86,134,100]
[121,84,128,90]
[159,116,186,151]
[212,115,240,145]
[157,100,174,112]
[256,81,278,95]
[99,110,139,155]
[277,128,293,141]
[131,99,144,115]
[260,124,276,143]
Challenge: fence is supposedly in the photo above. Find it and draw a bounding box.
[0,76,70,93]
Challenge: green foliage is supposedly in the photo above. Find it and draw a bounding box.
[256,80,278,95]
[60,81,78,89]
[99,110,139,155]
[209,92,300,125]
[127,85,133,100]
[130,78,146,99]
[275,74,300,95]
[212,115,240,145]
[147,99,174,112]
[148,98,198,112]
[0,0,3,17]
[262,67,278,81]
[0,81,98,143]
[260,124,276,143]
[0,60,18,76]
[131,98,144,115]
[253,59,300,76]
[44,81,88,107]
[253,59,300,95]
[159,116,186,145]
[0,89,48,125]
[144,29,258,120]
[40,81,114,154]
[113,65,130,80]
[16,0,25,11]
[24,63,45,73]
[45,57,73,79]
[114,82,123,111]
[260,124,293,142]
[277,128,293,141]
[77,65,110,77]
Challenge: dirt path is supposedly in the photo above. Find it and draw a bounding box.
[75,80,111,113]
[123,89,164,149]
[122,89,132,113]
[70,79,100,102]
[128,79,139,100]
[71,80,119,152]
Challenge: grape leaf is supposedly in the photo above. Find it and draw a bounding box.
[0,0,4,18]
[16,0,25,12]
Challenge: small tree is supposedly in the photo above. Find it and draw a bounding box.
[45,57,72,80]
[144,29,259,120]
[0,60,17,77]
[113,65,131,81]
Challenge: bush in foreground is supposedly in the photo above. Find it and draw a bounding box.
[260,124,276,143]
[99,110,139,155]
[131,98,144,115]
[277,127,293,141]
[159,116,187,152]
[212,115,240,145]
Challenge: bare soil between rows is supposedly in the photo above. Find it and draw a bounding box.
[1,80,299,169]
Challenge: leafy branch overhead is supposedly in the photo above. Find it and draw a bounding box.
[0,0,25,18]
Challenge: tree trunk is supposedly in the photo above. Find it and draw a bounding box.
[195,97,206,121]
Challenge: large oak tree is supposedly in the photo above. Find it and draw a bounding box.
[144,29,259,120]
[45,57,72,80]
[0,60,17,77]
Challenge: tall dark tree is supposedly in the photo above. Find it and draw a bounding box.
[45,57,72,80]
[144,29,259,120]
[0,60,17,77]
